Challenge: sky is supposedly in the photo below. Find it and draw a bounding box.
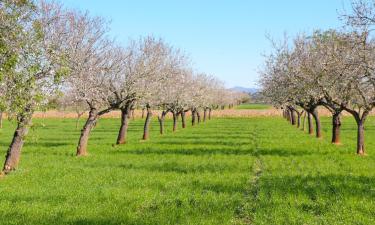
[60,0,352,88]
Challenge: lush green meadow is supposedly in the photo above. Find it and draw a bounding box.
[235,104,271,110]
[0,116,375,224]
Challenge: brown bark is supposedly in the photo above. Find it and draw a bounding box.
[307,112,314,135]
[302,111,306,131]
[141,108,145,119]
[192,109,196,126]
[116,107,130,144]
[181,111,186,128]
[290,109,296,125]
[76,108,99,156]
[2,116,31,174]
[203,109,207,122]
[286,109,291,122]
[208,108,212,120]
[75,104,113,156]
[311,109,322,138]
[356,120,365,155]
[197,111,201,124]
[158,111,167,135]
[172,112,177,132]
[142,107,152,140]
[296,111,301,128]
[331,112,341,144]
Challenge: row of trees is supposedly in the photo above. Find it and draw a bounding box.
[0,0,245,175]
[260,0,375,155]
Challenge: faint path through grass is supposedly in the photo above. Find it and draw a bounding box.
[233,124,264,225]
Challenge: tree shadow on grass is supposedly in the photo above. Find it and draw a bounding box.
[258,174,375,216]
[112,147,315,157]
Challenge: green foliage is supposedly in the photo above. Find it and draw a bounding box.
[0,116,374,224]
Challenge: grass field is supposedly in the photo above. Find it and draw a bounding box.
[235,104,271,110]
[0,116,375,224]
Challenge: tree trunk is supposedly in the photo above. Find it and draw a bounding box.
[307,112,314,135]
[76,108,99,156]
[297,111,301,128]
[197,111,201,124]
[356,121,365,155]
[158,111,166,135]
[302,111,306,131]
[192,109,196,126]
[290,109,296,125]
[311,109,322,138]
[116,108,130,144]
[181,111,186,128]
[143,107,152,140]
[331,112,341,144]
[141,108,145,119]
[2,116,31,174]
[354,115,367,155]
[208,108,212,120]
[172,112,178,132]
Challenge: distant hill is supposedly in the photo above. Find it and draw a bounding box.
[231,86,259,94]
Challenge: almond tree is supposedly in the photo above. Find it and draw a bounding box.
[339,1,375,154]
[63,10,127,155]
[136,37,183,140]
[1,0,72,173]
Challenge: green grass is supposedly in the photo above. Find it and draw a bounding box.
[0,116,374,224]
[235,104,271,110]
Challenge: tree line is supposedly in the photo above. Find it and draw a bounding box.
[0,0,246,175]
[260,0,375,155]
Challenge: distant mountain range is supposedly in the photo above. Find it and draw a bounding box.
[230,86,259,94]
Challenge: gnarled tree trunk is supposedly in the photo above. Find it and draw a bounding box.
[302,111,306,131]
[2,116,31,174]
[331,112,341,144]
[356,120,365,155]
[143,107,152,140]
[76,108,99,156]
[191,109,196,126]
[172,112,178,132]
[296,111,302,128]
[290,109,296,125]
[181,111,186,128]
[307,112,314,135]
[116,107,130,144]
[311,109,322,138]
[158,111,167,135]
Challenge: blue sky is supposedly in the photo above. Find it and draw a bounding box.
[60,0,352,88]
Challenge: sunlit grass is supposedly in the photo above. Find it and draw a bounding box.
[0,116,374,224]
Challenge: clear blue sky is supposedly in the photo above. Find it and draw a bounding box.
[60,0,352,88]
